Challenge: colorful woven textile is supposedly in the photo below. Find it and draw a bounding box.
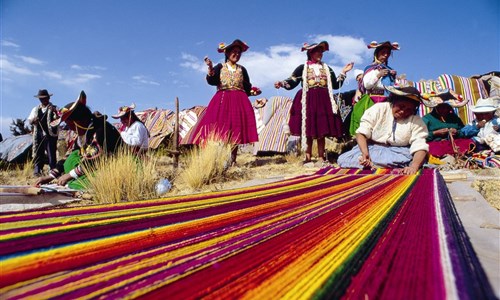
[0,168,495,299]
[253,96,293,154]
[412,74,489,125]
[136,108,174,149]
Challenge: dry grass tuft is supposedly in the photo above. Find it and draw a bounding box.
[178,137,232,191]
[83,148,159,204]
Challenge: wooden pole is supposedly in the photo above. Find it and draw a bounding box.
[173,97,180,168]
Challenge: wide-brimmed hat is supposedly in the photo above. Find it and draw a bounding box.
[112,103,136,118]
[50,90,86,127]
[367,40,400,51]
[385,86,427,104]
[470,98,499,113]
[421,89,469,108]
[34,89,53,99]
[217,39,249,53]
[301,41,329,52]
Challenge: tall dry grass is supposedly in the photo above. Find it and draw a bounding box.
[82,148,159,203]
[178,137,233,191]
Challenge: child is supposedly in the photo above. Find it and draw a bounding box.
[461,97,500,152]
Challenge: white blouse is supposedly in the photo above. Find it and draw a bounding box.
[356,102,429,154]
[120,121,149,150]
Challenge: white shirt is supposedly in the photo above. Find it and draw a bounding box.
[363,68,384,92]
[356,102,429,154]
[120,121,149,150]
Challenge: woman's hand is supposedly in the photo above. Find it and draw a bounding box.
[400,165,418,175]
[434,128,449,137]
[358,152,372,168]
[34,175,54,187]
[274,81,283,89]
[377,69,390,78]
[342,62,354,74]
[204,56,213,68]
[57,173,73,186]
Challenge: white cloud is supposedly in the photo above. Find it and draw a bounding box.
[71,64,107,71]
[180,53,205,72]
[1,40,20,48]
[132,75,160,85]
[16,55,45,65]
[0,55,38,76]
[61,73,102,85]
[42,71,63,79]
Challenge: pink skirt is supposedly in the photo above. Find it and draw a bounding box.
[288,88,343,138]
[189,90,258,145]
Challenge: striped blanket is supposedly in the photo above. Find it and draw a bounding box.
[412,74,489,124]
[0,168,495,299]
[136,109,174,149]
[253,96,293,154]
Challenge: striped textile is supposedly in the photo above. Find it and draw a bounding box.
[0,169,495,299]
[136,109,174,149]
[412,74,489,124]
[177,106,206,140]
[253,96,293,154]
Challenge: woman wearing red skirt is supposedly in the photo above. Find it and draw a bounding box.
[275,41,353,164]
[190,39,261,165]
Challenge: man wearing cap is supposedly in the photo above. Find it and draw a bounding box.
[27,89,59,176]
[112,103,149,154]
[460,97,500,152]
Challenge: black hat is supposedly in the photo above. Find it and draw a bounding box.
[34,89,53,99]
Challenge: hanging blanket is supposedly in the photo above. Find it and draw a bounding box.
[0,168,495,299]
[412,74,489,125]
[253,96,293,154]
[136,108,174,149]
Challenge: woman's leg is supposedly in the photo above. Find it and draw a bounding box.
[231,146,238,165]
[317,137,326,161]
[305,137,313,162]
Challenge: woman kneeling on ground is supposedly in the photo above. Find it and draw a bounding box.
[338,86,429,175]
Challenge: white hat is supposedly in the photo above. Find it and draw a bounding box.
[470,98,498,113]
[354,70,363,80]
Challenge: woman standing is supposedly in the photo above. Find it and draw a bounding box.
[349,41,400,136]
[190,39,260,165]
[275,41,353,165]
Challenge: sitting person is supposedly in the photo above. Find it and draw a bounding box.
[338,86,429,175]
[422,103,474,157]
[35,91,123,189]
[112,103,149,154]
[461,97,500,152]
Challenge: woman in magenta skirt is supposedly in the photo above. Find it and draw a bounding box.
[190,39,261,165]
[275,41,353,164]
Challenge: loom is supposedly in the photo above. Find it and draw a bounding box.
[0,168,495,299]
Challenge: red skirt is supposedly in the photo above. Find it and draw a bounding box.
[189,90,258,145]
[427,138,475,157]
[288,88,343,138]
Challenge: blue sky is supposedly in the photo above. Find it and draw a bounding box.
[1,0,498,138]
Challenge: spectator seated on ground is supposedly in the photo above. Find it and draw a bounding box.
[422,102,474,158]
[460,97,500,153]
[112,103,149,155]
[337,86,429,175]
[34,91,123,190]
